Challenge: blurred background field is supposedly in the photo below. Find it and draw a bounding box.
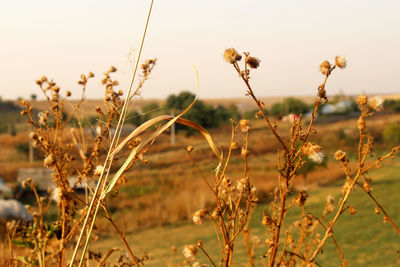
[1,94,400,265]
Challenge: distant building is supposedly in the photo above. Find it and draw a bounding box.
[320,100,353,114]
[0,177,12,199]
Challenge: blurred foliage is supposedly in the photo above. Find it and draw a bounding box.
[164,91,241,134]
[269,97,310,116]
[384,99,400,112]
[383,123,400,145]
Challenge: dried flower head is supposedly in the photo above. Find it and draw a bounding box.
[368,96,384,111]
[349,206,357,215]
[183,245,197,259]
[239,119,250,133]
[363,181,372,193]
[29,132,38,140]
[192,262,208,267]
[43,154,55,168]
[326,195,335,205]
[193,209,208,225]
[262,212,273,226]
[237,177,249,193]
[356,94,368,106]
[186,146,194,153]
[335,56,347,69]
[246,56,260,69]
[241,147,250,158]
[296,191,308,206]
[326,195,335,213]
[375,206,381,215]
[94,165,104,176]
[223,48,242,64]
[319,60,331,75]
[252,235,261,245]
[38,112,47,126]
[334,150,347,162]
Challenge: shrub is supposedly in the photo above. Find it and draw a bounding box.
[269,97,310,116]
[383,123,400,145]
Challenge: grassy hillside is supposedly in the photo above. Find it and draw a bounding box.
[93,161,400,266]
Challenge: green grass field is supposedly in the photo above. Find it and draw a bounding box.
[92,159,400,266]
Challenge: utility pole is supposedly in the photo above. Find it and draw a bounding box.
[170,111,176,146]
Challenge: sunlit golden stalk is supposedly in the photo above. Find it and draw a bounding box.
[70,1,155,266]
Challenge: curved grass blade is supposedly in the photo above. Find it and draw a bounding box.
[101,115,223,199]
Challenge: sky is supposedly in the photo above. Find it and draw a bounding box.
[0,0,399,100]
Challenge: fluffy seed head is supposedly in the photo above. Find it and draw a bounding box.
[335,56,347,69]
[223,48,242,64]
[43,154,55,168]
[193,209,208,225]
[303,143,325,163]
[368,96,384,111]
[51,187,62,203]
[183,245,197,259]
[309,151,325,164]
[94,165,104,176]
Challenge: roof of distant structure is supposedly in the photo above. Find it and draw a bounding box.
[0,177,12,194]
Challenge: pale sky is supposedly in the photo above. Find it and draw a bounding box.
[1,0,399,100]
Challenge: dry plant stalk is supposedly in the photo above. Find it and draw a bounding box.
[14,59,156,266]
[7,38,400,267]
[182,49,399,267]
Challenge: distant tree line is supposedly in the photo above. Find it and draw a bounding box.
[126,91,241,134]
